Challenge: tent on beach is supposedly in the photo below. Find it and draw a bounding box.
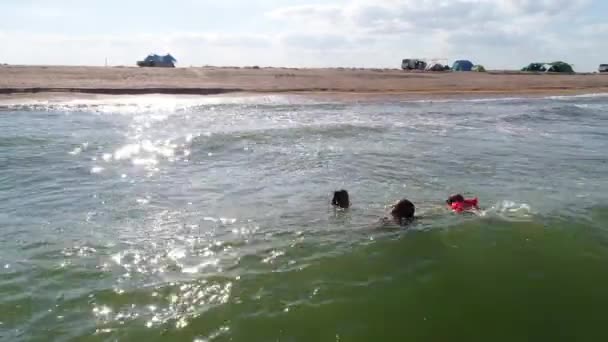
[522,61,573,73]
[544,61,574,73]
[425,63,447,71]
[521,63,544,72]
[451,60,474,71]
[472,65,486,72]
[137,54,177,68]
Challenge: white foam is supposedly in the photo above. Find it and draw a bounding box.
[485,200,535,220]
[403,96,530,104]
[400,92,608,105]
[90,166,104,174]
[547,93,608,100]
[0,94,311,114]
[132,158,158,166]
[113,144,141,160]
[68,142,88,155]
[136,198,150,204]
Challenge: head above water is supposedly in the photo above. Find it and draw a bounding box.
[446,194,465,205]
[332,190,350,209]
[391,199,415,221]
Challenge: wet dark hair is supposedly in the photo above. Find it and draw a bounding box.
[391,199,415,224]
[332,190,350,209]
[446,194,465,205]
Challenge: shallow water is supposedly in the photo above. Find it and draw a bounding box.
[1,94,608,341]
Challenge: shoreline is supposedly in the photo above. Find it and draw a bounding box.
[2,89,607,107]
[2,65,608,102]
[2,89,608,105]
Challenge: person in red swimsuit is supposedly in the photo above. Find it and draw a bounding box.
[446,194,479,213]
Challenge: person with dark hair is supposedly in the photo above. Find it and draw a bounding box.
[446,194,465,205]
[331,190,350,209]
[390,198,416,225]
[446,193,479,213]
[330,189,419,227]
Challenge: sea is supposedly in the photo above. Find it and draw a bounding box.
[1,93,608,341]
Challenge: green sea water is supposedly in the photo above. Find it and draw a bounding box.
[1,94,608,341]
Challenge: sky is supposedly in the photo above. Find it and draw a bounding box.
[1,0,607,71]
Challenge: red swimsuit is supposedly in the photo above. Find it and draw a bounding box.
[450,198,479,213]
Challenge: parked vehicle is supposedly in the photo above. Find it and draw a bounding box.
[600,64,608,73]
[401,59,427,70]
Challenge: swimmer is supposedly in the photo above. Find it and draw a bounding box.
[330,190,416,227]
[389,198,416,225]
[331,190,350,209]
[446,194,479,213]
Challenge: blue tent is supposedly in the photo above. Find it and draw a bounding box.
[452,60,474,72]
[137,54,177,67]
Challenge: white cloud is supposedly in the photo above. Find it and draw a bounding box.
[580,23,608,35]
[267,0,586,33]
[263,0,603,71]
[267,4,344,22]
[281,33,353,50]
[0,31,275,66]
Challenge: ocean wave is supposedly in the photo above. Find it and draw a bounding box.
[0,136,49,147]
[498,102,602,125]
[401,96,531,105]
[0,94,335,114]
[399,92,608,105]
[2,92,608,113]
[547,93,608,100]
[189,122,389,146]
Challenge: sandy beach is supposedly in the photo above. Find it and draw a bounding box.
[1,65,608,100]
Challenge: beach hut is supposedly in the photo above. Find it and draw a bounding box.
[472,65,486,72]
[452,60,474,71]
[137,54,177,68]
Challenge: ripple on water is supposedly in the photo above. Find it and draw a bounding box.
[90,278,233,332]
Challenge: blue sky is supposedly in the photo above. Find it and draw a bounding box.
[1,0,607,71]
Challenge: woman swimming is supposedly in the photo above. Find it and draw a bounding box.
[446,194,479,213]
[389,198,416,225]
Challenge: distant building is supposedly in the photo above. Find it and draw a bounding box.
[137,54,177,68]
